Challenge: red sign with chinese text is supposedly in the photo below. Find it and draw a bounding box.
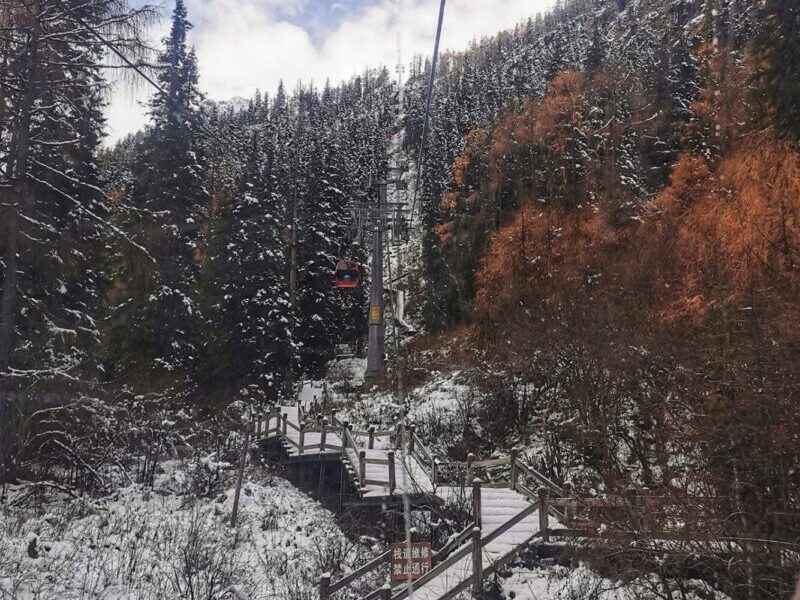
[390,542,433,582]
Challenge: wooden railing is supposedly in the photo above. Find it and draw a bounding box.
[319,549,392,600]
[466,450,563,495]
[387,481,549,600]
[266,403,756,600]
[264,404,572,513]
[320,521,479,600]
[432,521,475,564]
[408,427,439,485]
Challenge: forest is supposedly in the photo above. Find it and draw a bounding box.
[1,0,799,598]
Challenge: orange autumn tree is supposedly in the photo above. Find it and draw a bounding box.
[463,50,800,594]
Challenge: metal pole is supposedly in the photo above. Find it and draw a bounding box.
[365,225,385,380]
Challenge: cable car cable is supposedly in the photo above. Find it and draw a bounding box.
[408,0,447,224]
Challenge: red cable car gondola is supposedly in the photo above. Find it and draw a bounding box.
[334,259,360,289]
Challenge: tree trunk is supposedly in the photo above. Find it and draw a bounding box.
[0,0,40,482]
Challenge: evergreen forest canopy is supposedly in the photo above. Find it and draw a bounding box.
[1,0,800,597]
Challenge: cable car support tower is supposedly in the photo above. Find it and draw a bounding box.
[352,174,408,381]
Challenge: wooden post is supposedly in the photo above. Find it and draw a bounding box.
[471,526,482,599]
[368,425,376,450]
[230,422,252,527]
[299,421,306,455]
[319,573,331,600]
[562,482,573,524]
[380,583,391,600]
[282,413,288,435]
[342,420,350,456]
[388,450,396,495]
[509,448,518,491]
[359,450,366,486]
[432,458,438,485]
[320,417,328,451]
[472,479,482,529]
[408,424,416,452]
[466,452,475,484]
[396,421,405,449]
[538,486,549,542]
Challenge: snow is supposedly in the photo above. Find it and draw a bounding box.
[497,566,733,600]
[404,487,562,600]
[0,466,370,600]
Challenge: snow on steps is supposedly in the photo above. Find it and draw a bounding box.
[391,487,561,600]
[263,394,433,498]
[262,384,566,600]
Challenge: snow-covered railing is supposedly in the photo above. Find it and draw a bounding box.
[407,427,438,485]
[463,450,567,524]
[431,520,475,564]
[466,450,564,495]
[258,407,285,439]
[320,548,392,600]
[385,481,548,600]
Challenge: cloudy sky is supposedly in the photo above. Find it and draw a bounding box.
[106,0,556,141]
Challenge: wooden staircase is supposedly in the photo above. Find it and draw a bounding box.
[256,384,569,600]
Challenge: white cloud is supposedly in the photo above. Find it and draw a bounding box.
[105,0,555,142]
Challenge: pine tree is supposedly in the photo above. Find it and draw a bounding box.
[202,130,295,404]
[108,0,207,388]
[753,0,800,140]
[0,0,153,481]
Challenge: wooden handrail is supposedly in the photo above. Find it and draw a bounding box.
[480,501,539,548]
[342,448,360,479]
[516,480,567,522]
[363,585,390,600]
[345,428,360,454]
[387,505,545,600]
[514,457,564,495]
[390,540,475,600]
[328,549,392,594]
[351,428,394,438]
[433,522,474,563]
[364,478,400,488]
[409,433,432,463]
[472,456,509,469]
[514,481,538,501]
[298,425,324,434]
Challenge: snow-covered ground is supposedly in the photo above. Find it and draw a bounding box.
[0,463,373,600]
[495,565,732,600]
